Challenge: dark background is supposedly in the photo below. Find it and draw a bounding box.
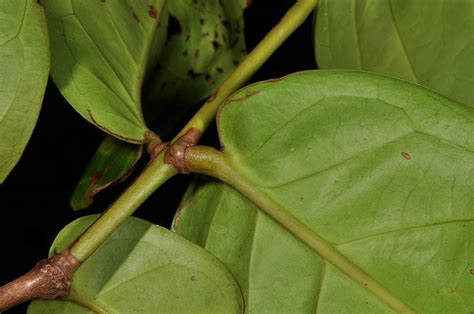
[0,1,315,312]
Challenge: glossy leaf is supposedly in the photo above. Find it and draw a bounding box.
[0,0,49,183]
[314,0,474,106]
[70,136,142,211]
[28,215,243,313]
[143,0,247,136]
[174,71,474,312]
[42,0,168,142]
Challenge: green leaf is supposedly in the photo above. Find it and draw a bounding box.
[314,0,474,107]
[174,71,474,312]
[68,0,249,207]
[143,0,247,136]
[0,0,49,183]
[28,215,243,313]
[42,0,168,143]
[70,136,142,211]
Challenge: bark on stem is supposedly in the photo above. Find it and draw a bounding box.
[0,250,80,311]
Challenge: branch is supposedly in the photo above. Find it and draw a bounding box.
[0,251,80,311]
[0,1,322,310]
[69,0,321,263]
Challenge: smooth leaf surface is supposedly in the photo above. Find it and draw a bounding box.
[314,0,474,107]
[42,0,168,142]
[0,0,49,183]
[174,71,474,312]
[143,0,247,136]
[70,136,142,211]
[29,215,243,313]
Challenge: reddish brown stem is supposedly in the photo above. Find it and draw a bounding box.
[0,250,80,311]
[165,128,202,173]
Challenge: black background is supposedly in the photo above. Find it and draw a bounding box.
[0,1,315,312]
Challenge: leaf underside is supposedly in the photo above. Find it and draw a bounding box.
[70,136,142,211]
[174,71,474,313]
[28,215,243,313]
[0,0,49,183]
[42,0,169,142]
[143,0,248,137]
[314,0,474,107]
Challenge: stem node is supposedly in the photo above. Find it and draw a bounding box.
[0,250,80,311]
[165,128,202,173]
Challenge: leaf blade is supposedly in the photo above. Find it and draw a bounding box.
[70,136,143,211]
[175,71,474,312]
[29,215,243,313]
[314,0,474,106]
[0,0,50,183]
[42,0,168,142]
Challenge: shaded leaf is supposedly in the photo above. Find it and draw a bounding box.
[28,215,243,313]
[143,0,247,136]
[0,0,49,183]
[69,0,249,208]
[42,0,168,142]
[175,71,474,312]
[70,136,142,211]
[314,0,474,106]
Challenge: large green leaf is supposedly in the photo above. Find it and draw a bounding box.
[28,215,243,313]
[314,0,474,106]
[70,136,142,211]
[143,0,248,136]
[42,0,168,143]
[0,0,49,183]
[174,71,474,312]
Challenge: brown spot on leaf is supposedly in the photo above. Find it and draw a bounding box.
[182,49,188,56]
[212,40,221,51]
[221,20,229,29]
[185,34,191,42]
[401,152,411,160]
[205,74,211,81]
[191,276,197,282]
[470,269,474,275]
[199,18,205,25]
[148,5,158,18]
[194,49,200,58]
[216,67,223,73]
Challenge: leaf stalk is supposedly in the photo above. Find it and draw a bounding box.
[184,145,416,314]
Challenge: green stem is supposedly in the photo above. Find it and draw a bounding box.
[70,155,176,261]
[69,0,320,263]
[184,146,416,314]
